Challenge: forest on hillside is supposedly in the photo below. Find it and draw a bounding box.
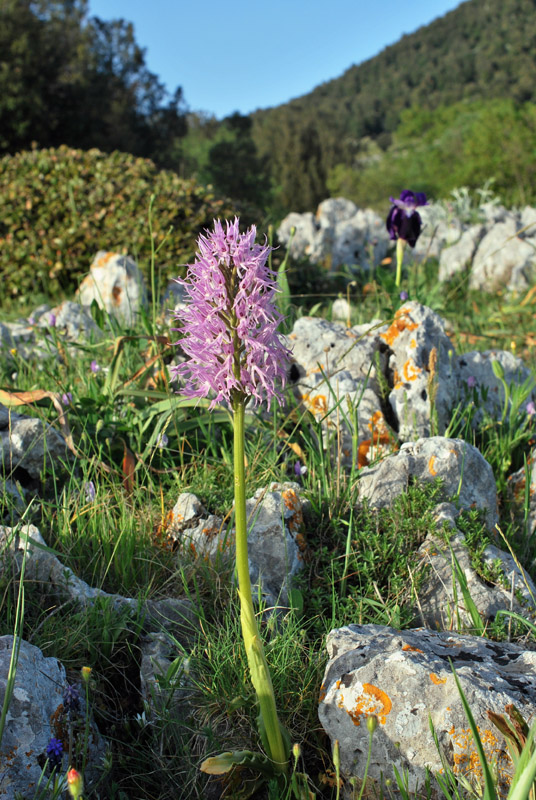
[2,0,536,218]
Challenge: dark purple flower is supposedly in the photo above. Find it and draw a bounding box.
[467,376,477,389]
[46,737,63,769]
[386,191,428,248]
[63,683,81,713]
[171,218,291,409]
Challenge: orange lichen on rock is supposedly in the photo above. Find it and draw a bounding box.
[380,309,419,346]
[302,393,328,417]
[402,359,421,382]
[448,724,512,791]
[95,252,116,268]
[429,672,447,685]
[282,488,304,533]
[428,456,438,476]
[410,337,417,349]
[357,433,393,468]
[402,644,423,653]
[338,683,392,726]
[367,410,388,434]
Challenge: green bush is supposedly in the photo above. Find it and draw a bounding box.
[0,145,240,302]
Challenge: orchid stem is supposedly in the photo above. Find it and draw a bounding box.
[395,237,406,288]
[232,398,288,774]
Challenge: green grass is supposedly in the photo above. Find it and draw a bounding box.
[1,207,536,800]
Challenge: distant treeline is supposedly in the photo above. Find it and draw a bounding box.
[3,0,536,217]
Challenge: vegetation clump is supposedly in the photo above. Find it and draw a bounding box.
[0,145,238,303]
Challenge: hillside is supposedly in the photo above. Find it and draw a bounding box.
[251,0,536,211]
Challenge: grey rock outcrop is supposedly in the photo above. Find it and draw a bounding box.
[318,625,536,799]
[0,524,196,639]
[357,437,499,532]
[416,503,536,630]
[77,251,147,327]
[278,198,389,270]
[165,484,305,609]
[469,219,535,293]
[0,636,105,799]
[0,408,71,482]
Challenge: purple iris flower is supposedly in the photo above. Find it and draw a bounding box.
[386,190,428,248]
[61,392,73,406]
[399,291,409,302]
[48,312,57,327]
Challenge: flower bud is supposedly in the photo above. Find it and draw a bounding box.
[491,359,505,381]
[366,715,378,735]
[67,768,84,800]
[81,666,92,684]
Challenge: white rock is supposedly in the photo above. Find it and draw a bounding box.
[77,251,147,326]
[357,437,498,532]
[319,625,536,798]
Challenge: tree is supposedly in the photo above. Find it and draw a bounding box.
[0,0,187,163]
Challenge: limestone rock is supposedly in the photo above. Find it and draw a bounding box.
[0,636,105,799]
[165,484,305,611]
[0,409,71,482]
[0,524,196,639]
[36,300,101,340]
[357,437,498,532]
[318,624,536,798]
[438,225,485,283]
[455,349,534,427]
[380,302,456,440]
[416,503,536,630]
[77,251,147,327]
[469,219,534,293]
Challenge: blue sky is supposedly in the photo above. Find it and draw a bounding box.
[87,0,464,119]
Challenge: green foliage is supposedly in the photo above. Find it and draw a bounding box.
[0,145,238,301]
[327,99,536,210]
[251,0,536,211]
[0,0,187,166]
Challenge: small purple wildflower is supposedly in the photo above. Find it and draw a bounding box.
[294,460,307,477]
[386,191,428,248]
[90,360,100,374]
[84,481,96,503]
[156,432,169,449]
[467,376,477,389]
[63,683,81,713]
[28,316,36,325]
[61,392,73,406]
[48,312,57,327]
[399,291,409,301]
[527,400,536,416]
[46,737,63,769]
[171,218,291,409]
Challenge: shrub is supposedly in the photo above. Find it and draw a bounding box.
[0,145,240,302]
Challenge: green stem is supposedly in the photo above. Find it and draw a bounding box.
[232,398,288,774]
[395,237,406,288]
